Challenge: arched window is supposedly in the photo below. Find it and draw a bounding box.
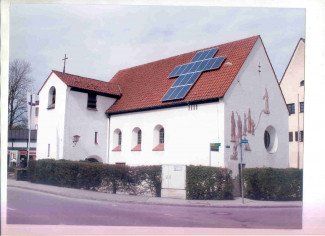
[159,128,164,144]
[48,86,56,109]
[131,127,141,151]
[118,131,122,146]
[112,129,122,151]
[138,130,142,145]
[153,125,164,151]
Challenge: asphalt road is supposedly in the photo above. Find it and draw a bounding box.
[7,187,302,229]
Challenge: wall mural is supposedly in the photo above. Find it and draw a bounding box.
[230,88,269,160]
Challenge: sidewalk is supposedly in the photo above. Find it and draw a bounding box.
[7,178,302,208]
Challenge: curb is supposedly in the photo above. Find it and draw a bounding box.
[7,184,302,209]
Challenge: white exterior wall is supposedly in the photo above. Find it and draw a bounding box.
[63,89,116,161]
[224,37,289,176]
[108,102,225,167]
[36,74,68,159]
[280,40,305,169]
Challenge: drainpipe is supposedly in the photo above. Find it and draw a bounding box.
[297,94,300,169]
[107,114,111,164]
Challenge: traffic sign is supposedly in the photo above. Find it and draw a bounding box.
[241,139,248,143]
[210,143,221,152]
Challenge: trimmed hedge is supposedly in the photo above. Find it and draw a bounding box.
[243,168,303,201]
[28,159,161,197]
[186,165,233,200]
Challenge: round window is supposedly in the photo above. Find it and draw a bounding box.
[264,126,278,153]
[264,130,270,149]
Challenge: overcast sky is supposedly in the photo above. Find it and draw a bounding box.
[9,4,305,92]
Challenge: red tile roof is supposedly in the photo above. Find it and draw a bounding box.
[106,35,259,114]
[38,70,121,97]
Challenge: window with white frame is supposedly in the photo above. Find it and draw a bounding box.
[112,129,122,151]
[87,93,97,110]
[153,125,164,151]
[48,86,56,109]
[131,127,142,151]
[287,103,295,115]
[300,102,304,113]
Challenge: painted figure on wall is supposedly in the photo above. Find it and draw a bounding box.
[236,112,242,142]
[251,119,255,135]
[263,88,270,114]
[248,108,252,134]
[231,111,236,142]
[230,138,238,160]
[243,113,247,137]
[243,113,251,151]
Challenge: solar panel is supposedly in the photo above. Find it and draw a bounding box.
[191,47,218,62]
[197,50,210,61]
[191,51,204,62]
[210,56,226,70]
[205,48,218,59]
[162,72,202,101]
[168,65,182,78]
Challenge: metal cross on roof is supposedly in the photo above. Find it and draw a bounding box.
[62,54,68,73]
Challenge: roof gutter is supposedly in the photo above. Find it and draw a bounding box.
[106,97,221,117]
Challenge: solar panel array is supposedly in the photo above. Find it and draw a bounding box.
[161,47,226,102]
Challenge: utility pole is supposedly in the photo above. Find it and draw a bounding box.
[27,93,35,167]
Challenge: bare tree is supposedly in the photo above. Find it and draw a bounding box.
[8,59,34,129]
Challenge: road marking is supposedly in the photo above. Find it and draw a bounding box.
[7,207,16,211]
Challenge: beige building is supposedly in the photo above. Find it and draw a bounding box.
[280,38,305,169]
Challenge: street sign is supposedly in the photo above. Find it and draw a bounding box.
[210,143,221,152]
[241,139,248,143]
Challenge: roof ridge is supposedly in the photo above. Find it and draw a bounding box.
[52,70,118,85]
[117,35,260,73]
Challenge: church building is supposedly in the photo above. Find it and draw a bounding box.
[36,35,289,177]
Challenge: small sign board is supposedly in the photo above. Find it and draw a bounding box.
[210,143,221,152]
[241,139,248,143]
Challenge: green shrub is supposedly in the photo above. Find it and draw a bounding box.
[8,166,19,173]
[243,168,303,201]
[27,159,162,196]
[186,165,233,200]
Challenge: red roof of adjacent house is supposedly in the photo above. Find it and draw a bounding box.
[38,70,121,97]
[106,35,259,114]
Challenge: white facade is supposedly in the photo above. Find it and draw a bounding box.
[280,39,305,169]
[37,73,67,159]
[37,73,116,161]
[108,37,289,177]
[224,37,289,176]
[37,37,289,178]
[108,102,225,167]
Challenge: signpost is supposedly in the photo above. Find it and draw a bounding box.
[240,139,248,204]
[209,143,221,166]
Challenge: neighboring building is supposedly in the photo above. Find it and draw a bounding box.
[280,38,305,169]
[8,129,37,167]
[37,35,289,177]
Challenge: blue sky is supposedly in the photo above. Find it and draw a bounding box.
[10,4,305,92]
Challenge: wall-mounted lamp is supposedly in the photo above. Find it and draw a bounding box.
[73,135,80,147]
